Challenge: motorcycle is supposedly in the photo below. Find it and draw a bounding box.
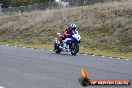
[54,31,81,55]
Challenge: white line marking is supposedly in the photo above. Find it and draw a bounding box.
[101,56,105,57]
[23,47,26,48]
[41,49,44,50]
[31,48,34,50]
[2,44,131,61]
[0,86,5,88]
[6,44,9,46]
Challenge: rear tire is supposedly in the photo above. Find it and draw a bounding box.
[54,43,62,53]
[71,43,79,55]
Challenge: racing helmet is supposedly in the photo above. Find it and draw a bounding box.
[70,23,77,31]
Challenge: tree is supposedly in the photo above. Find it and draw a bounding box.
[11,0,33,7]
[36,0,54,5]
[0,0,12,8]
[0,0,55,8]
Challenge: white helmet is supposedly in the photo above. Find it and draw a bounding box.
[70,23,77,31]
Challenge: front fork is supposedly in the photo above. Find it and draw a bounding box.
[71,42,80,48]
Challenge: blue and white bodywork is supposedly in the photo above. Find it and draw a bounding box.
[54,30,81,55]
[63,31,81,46]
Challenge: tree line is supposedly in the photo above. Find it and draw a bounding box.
[0,0,54,8]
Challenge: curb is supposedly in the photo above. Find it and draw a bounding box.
[81,53,131,60]
[0,44,131,61]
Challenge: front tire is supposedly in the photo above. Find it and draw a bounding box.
[71,43,79,55]
[54,43,62,53]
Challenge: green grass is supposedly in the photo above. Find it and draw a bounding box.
[0,1,132,59]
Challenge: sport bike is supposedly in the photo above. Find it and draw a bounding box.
[54,31,81,55]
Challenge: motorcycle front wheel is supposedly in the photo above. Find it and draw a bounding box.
[71,43,79,55]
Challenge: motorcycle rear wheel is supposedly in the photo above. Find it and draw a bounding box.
[54,43,62,53]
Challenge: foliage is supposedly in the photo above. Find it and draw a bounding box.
[0,0,12,8]
[0,0,54,8]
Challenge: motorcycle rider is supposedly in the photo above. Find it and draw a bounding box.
[59,23,77,48]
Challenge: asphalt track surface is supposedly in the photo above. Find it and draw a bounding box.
[0,45,132,88]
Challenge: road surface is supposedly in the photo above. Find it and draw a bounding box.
[0,45,131,88]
